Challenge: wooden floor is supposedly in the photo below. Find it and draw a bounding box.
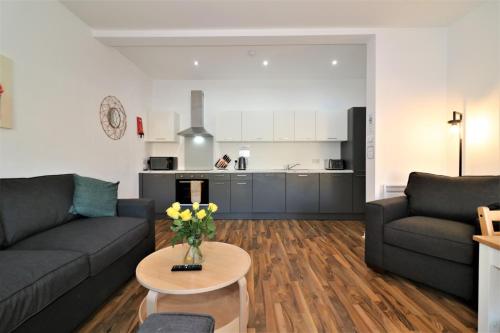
[78,220,477,333]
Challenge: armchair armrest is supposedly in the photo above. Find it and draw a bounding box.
[365,196,409,269]
[117,199,155,248]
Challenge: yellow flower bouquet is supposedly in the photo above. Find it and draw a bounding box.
[166,202,218,264]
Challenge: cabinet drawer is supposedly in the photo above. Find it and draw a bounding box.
[208,173,231,181]
[230,173,253,181]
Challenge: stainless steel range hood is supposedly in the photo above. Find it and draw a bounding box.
[178,90,213,137]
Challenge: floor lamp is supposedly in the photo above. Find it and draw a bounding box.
[448,111,463,176]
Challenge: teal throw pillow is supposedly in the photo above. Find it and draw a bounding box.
[70,175,119,217]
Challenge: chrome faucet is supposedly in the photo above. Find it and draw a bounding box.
[286,163,301,170]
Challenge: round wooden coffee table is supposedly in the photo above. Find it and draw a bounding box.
[136,242,251,333]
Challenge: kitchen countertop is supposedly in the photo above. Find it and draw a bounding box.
[140,169,354,174]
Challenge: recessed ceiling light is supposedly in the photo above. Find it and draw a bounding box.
[262,60,269,67]
[193,60,199,66]
[331,59,338,66]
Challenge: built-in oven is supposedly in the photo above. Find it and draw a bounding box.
[175,174,209,206]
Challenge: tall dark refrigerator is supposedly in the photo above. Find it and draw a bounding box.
[341,107,366,213]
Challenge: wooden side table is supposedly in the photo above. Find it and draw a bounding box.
[136,242,251,333]
[473,235,500,332]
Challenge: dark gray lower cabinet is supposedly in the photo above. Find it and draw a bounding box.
[139,173,175,214]
[286,173,319,213]
[231,180,253,212]
[209,180,230,213]
[319,174,353,213]
[353,174,366,213]
[253,173,286,212]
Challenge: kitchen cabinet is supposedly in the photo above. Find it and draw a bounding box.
[319,174,353,213]
[139,173,176,214]
[316,111,348,141]
[353,174,366,213]
[209,174,230,213]
[231,179,253,212]
[253,173,286,212]
[294,111,316,141]
[273,112,294,141]
[286,173,319,212]
[146,112,179,142]
[242,111,274,141]
[216,111,242,142]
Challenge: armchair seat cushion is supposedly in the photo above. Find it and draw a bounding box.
[0,250,88,333]
[384,216,475,265]
[11,217,148,276]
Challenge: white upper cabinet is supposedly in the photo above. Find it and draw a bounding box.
[146,112,179,142]
[294,111,316,141]
[273,112,294,141]
[216,111,242,142]
[316,110,348,141]
[242,111,274,141]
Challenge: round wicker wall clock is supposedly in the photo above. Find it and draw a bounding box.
[99,96,127,140]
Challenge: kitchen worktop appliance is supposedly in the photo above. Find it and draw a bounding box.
[324,159,345,170]
[148,157,177,170]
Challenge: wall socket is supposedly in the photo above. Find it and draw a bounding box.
[312,159,320,164]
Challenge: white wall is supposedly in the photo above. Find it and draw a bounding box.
[447,2,500,176]
[0,1,152,197]
[373,28,448,198]
[150,79,366,169]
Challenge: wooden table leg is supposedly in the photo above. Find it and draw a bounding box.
[238,277,248,333]
[146,290,159,316]
[478,244,500,332]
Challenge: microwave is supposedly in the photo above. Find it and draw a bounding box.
[148,157,177,170]
[325,159,345,170]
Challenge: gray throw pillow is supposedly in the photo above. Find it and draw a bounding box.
[70,175,119,217]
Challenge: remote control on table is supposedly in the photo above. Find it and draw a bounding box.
[171,264,202,272]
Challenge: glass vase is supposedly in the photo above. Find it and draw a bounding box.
[184,236,203,264]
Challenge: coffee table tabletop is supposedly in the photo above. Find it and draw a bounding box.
[136,242,252,333]
[136,242,251,294]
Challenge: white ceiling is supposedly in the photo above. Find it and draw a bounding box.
[61,0,481,80]
[116,44,366,80]
[62,0,482,30]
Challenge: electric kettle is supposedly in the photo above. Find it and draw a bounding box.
[236,157,247,170]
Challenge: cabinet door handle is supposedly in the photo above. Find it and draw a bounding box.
[236,182,247,185]
[236,174,247,177]
[155,138,166,140]
[297,174,309,177]
[327,137,337,140]
[213,182,225,185]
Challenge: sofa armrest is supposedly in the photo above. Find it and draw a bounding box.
[365,196,409,269]
[117,199,155,247]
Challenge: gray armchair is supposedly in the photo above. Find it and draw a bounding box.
[365,172,500,301]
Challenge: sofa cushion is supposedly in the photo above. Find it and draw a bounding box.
[0,250,88,333]
[70,175,119,218]
[0,174,75,247]
[405,172,500,223]
[11,217,148,276]
[384,216,475,265]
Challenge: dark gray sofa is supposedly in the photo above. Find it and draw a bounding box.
[365,172,500,301]
[0,174,155,333]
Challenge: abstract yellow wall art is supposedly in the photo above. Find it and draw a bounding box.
[0,55,13,129]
